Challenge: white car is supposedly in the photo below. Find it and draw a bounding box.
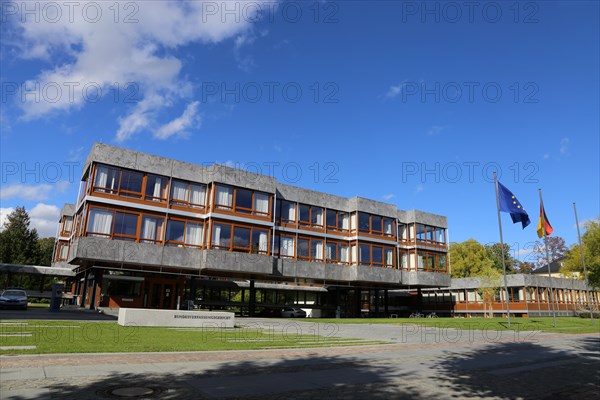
[280,307,306,318]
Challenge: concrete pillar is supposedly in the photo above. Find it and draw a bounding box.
[80,271,89,307]
[89,270,99,310]
[249,279,256,317]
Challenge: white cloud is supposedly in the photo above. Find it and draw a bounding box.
[0,181,71,201]
[385,81,409,99]
[382,194,395,200]
[10,1,276,140]
[428,125,446,136]
[154,101,200,140]
[0,208,15,230]
[1,183,52,200]
[0,204,60,237]
[29,203,61,238]
[560,137,570,155]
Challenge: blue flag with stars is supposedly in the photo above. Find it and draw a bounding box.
[498,181,530,229]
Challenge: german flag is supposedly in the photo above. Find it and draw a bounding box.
[536,203,553,238]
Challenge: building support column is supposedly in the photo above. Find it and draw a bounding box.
[384,289,389,316]
[89,269,99,310]
[355,289,361,317]
[417,288,423,313]
[249,279,256,317]
[80,271,89,308]
[374,289,380,317]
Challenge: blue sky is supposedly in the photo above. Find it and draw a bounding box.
[1,1,598,263]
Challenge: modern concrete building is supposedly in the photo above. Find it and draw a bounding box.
[53,143,450,317]
[417,274,599,318]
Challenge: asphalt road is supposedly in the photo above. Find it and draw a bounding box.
[1,314,599,400]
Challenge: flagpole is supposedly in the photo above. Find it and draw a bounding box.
[573,202,594,323]
[539,189,557,328]
[494,172,511,328]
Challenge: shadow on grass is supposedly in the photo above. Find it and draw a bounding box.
[6,355,423,400]
[432,335,600,400]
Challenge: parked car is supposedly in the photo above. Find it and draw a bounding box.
[257,307,282,318]
[0,289,28,310]
[281,307,307,318]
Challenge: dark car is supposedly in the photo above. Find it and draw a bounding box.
[257,308,282,318]
[0,289,28,310]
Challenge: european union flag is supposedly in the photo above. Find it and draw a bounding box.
[498,181,530,229]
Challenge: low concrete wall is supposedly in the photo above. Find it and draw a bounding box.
[117,308,235,328]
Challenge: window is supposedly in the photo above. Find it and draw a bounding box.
[358,213,370,232]
[297,237,324,261]
[87,208,114,237]
[166,219,204,247]
[171,180,206,208]
[145,175,167,202]
[215,185,233,210]
[119,170,143,198]
[212,222,269,253]
[233,226,251,249]
[216,185,271,216]
[357,212,395,237]
[235,188,253,212]
[338,212,349,231]
[278,235,295,257]
[416,224,426,242]
[298,204,324,228]
[140,216,164,244]
[383,218,394,237]
[280,200,296,223]
[94,165,119,194]
[113,212,138,241]
[358,243,396,267]
[326,209,337,229]
[326,210,349,232]
[56,243,69,261]
[61,217,73,235]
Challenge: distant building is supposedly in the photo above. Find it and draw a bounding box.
[53,143,450,317]
[417,273,598,318]
[531,256,580,279]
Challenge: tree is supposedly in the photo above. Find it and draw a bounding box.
[517,260,535,274]
[449,239,494,278]
[37,237,56,266]
[0,207,40,265]
[485,243,517,273]
[475,265,502,318]
[532,236,568,268]
[561,217,600,287]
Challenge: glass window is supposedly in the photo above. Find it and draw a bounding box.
[310,239,324,260]
[233,226,251,248]
[312,207,323,226]
[297,238,309,258]
[281,201,296,222]
[384,218,394,235]
[113,212,137,239]
[252,229,269,253]
[141,216,164,243]
[436,227,445,243]
[299,204,310,223]
[185,222,204,246]
[372,246,383,264]
[358,213,370,231]
[235,188,253,212]
[212,223,231,248]
[384,248,394,267]
[280,236,295,257]
[371,216,382,233]
[359,244,370,265]
[119,170,143,197]
[416,224,426,242]
[166,220,185,244]
[426,226,435,242]
[189,184,206,207]
[338,212,349,230]
[62,217,73,233]
[326,209,337,228]
[339,244,349,262]
[254,192,270,214]
[145,175,166,201]
[326,242,337,261]
[94,165,119,193]
[215,185,233,209]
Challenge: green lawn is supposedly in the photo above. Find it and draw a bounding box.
[0,320,385,355]
[314,317,600,334]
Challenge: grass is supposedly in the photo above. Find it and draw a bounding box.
[0,320,386,355]
[313,317,600,334]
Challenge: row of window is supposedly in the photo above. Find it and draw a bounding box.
[87,164,447,243]
[81,207,447,270]
[423,288,600,304]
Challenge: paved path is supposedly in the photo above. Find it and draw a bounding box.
[1,319,599,399]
